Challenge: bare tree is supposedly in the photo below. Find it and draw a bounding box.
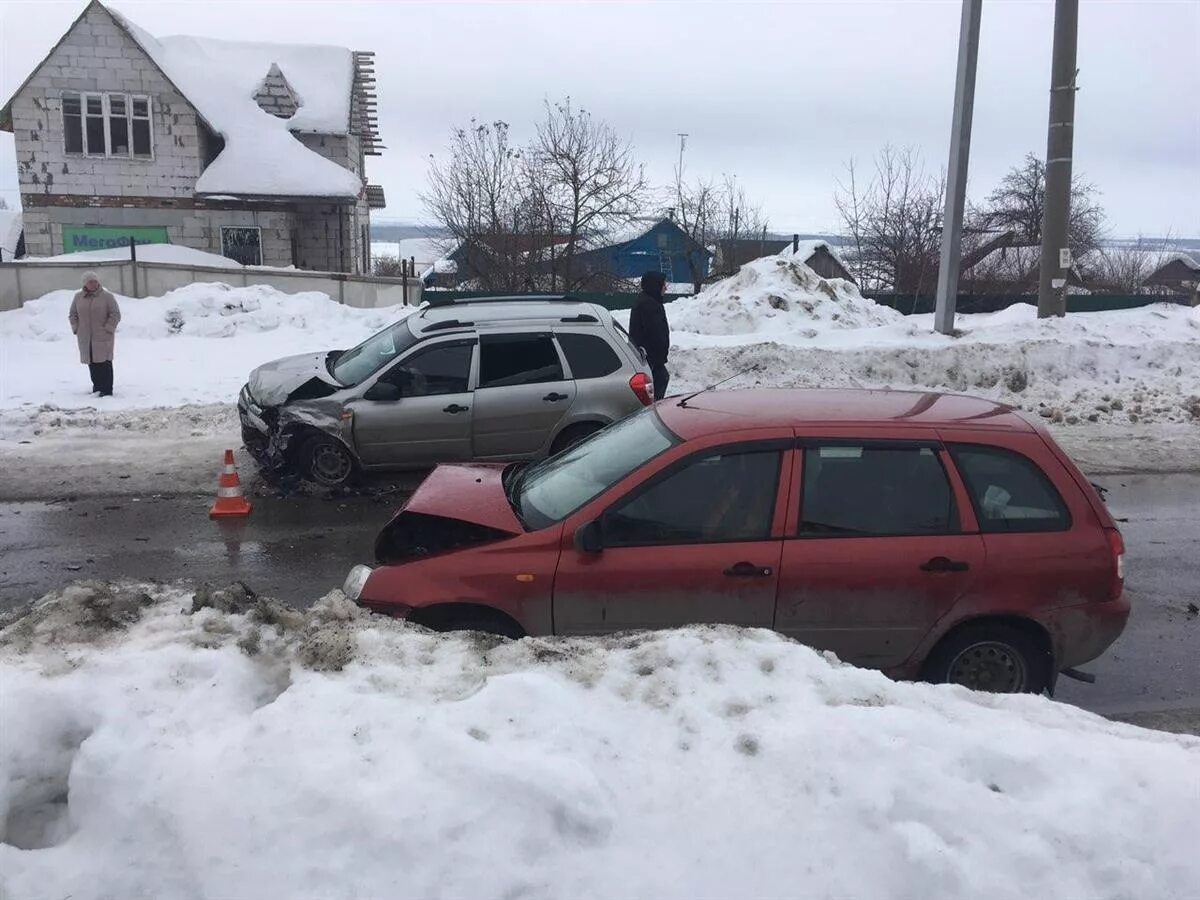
[421,120,534,291]
[673,175,720,293]
[971,151,1105,253]
[529,98,648,290]
[834,146,945,297]
[1086,238,1171,294]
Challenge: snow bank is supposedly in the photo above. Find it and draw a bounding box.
[1,582,1196,900]
[0,207,21,259]
[27,243,244,269]
[665,302,1200,427]
[668,255,904,335]
[0,283,411,414]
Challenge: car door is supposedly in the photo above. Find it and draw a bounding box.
[348,338,476,467]
[775,439,985,669]
[552,438,793,635]
[471,332,577,458]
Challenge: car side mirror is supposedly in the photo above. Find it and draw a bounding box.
[574,520,604,555]
[363,381,402,402]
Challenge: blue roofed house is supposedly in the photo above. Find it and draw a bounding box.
[573,216,712,290]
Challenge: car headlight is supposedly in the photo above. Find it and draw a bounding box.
[343,564,374,601]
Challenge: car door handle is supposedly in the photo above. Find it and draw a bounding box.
[443,404,469,414]
[920,556,970,573]
[723,562,774,578]
[543,392,569,402]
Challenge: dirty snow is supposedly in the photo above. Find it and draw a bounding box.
[109,7,362,199]
[0,581,1197,900]
[667,255,904,334]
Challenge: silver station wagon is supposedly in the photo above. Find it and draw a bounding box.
[239,296,654,486]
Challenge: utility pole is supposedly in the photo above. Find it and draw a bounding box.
[933,0,983,336]
[676,133,688,178]
[1037,0,1079,318]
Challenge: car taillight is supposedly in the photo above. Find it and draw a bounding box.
[1104,527,1125,600]
[629,372,653,406]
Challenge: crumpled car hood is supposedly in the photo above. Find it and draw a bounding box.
[401,464,525,535]
[247,352,341,406]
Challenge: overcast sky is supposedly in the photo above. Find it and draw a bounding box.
[2,0,1197,237]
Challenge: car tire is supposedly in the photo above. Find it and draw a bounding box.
[301,435,356,488]
[923,622,1051,694]
[550,422,602,456]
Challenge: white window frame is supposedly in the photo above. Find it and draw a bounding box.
[61,91,154,160]
[221,226,264,267]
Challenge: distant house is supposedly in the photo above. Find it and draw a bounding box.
[0,1,385,272]
[573,217,712,286]
[1144,253,1200,298]
[422,232,572,289]
[714,237,856,284]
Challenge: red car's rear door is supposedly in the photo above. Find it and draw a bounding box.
[775,436,985,669]
[552,435,794,635]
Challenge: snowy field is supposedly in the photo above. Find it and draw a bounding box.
[1,255,1198,478]
[1,581,1197,900]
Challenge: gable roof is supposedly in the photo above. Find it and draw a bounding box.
[597,217,713,258]
[2,1,365,201]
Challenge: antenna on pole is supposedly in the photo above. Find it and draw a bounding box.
[676,133,688,177]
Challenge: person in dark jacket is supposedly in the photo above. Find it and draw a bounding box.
[629,271,671,400]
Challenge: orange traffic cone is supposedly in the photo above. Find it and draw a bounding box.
[209,449,252,519]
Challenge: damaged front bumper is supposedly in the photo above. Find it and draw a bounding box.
[238,384,292,474]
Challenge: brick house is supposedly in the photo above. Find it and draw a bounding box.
[0,1,385,272]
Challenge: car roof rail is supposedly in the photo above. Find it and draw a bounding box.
[560,313,599,323]
[420,318,475,332]
[421,294,585,310]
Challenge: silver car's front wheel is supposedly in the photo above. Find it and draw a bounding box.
[304,437,355,487]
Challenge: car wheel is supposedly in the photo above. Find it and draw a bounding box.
[409,606,525,640]
[923,623,1051,694]
[302,436,356,488]
[550,423,602,456]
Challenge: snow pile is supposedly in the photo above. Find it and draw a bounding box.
[0,283,411,415]
[667,302,1200,427]
[1,581,1197,900]
[668,255,903,335]
[27,244,244,269]
[108,8,361,199]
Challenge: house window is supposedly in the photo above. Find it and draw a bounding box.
[62,92,153,159]
[221,226,262,266]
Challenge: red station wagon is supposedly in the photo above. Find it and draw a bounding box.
[344,388,1129,694]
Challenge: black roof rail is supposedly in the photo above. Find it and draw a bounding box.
[421,319,475,332]
[421,294,585,309]
[560,313,599,323]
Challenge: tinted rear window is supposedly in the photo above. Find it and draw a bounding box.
[558,332,622,379]
[949,444,1071,533]
[801,444,958,536]
[479,333,564,388]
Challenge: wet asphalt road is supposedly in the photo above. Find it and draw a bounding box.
[1,473,1197,720]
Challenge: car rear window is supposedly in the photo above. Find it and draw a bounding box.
[949,444,1071,533]
[478,333,564,388]
[800,444,958,536]
[558,332,622,379]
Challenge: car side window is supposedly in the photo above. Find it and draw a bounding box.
[478,333,564,389]
[603,449,782,547]
[801,445,957,536]
[949,444,1071,533]
[558,332,622,379]
[381,341,473,397]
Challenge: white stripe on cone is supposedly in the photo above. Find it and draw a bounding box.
[216,486,244,498]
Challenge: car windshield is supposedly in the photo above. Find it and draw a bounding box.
[329,319,420,386]
[515,409,679,529]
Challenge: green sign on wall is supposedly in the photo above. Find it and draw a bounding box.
[62,226,170,254]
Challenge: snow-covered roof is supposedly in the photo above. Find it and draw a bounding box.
[106,5,363,200]
[0,207,21,259]
[25,243,244,269]
[779,239,852,274]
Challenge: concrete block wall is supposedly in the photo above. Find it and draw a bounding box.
[10,4,205,201]
[19,205,299,267]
